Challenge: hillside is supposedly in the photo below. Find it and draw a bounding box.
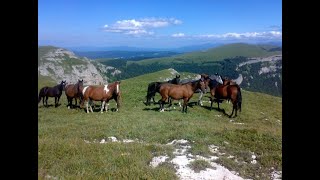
[97,43,282,96]
[38,46,121,84]
[131,43,281,65]
[39,69,282,179]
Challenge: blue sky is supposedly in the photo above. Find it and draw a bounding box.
[38,0,282,48]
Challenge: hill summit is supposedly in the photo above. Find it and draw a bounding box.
[38,46,121,84]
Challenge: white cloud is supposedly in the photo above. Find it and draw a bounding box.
[103,18,182,36]
[196,31,282,40]
[172,33,185,37]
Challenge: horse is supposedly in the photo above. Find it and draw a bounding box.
[145,74,180,106]
[197,73,223,106]
[158,78,206,113]
[208,80,242,118]
[80,81,121,113]
[179,73,223,106]
[65,79,84,109]
[38,80,66,107]
[221,75,243,103]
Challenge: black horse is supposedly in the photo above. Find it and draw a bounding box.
[145,74,180,105]
[38,80,66,107]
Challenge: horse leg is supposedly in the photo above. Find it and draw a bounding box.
[86,101,90,113]
[67,97,71,109]
[116,96,120,112]
[182,98,187,113]
[89,100,94,113]
[158,99,165,112]
[210,97,213,111]
[45,96,48,107]
[42,96,45,107]
[100,101,106,113]
[198,91,203,106]
[75,98,77,107]
[105,102,109,112]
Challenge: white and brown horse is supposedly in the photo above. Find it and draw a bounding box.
[81,81,121,113]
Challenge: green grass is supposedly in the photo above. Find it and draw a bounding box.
[131,43,281,65]
[38,69,282,179]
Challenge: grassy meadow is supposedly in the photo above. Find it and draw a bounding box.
[38,69,282,179]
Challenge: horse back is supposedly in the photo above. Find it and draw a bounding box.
[85,85,115,101]
[214,85,229,99]
[39,86,49,96]
[160,83,190,100]
[227,84,240,98]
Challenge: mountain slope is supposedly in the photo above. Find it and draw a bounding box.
[130,43,281,65]
[39,68,282,179]
[38,46,121,84]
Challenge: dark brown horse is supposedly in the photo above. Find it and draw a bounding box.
[145,74,180,106]
[158,78,206,113]
[209,82,242,118]
[65,79,84,109]
[196,73,223,106]
[80,81,121,113]
[38,80,66,107]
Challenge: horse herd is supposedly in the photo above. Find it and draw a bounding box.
[38,73,242,117]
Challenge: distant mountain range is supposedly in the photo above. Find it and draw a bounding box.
[64,41,281,53]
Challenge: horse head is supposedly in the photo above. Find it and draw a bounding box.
[197,78,207,93]
[171,74,180,84]
[60,80,67,91]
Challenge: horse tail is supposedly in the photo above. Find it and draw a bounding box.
[236,86,242,112]
[38,87,48,103]
[146,83,157,104]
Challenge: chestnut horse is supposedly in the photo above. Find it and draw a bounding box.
[145,74,180,105]
[158,78,206,113]
[65,79,84,109]
[81,81,121,113]
[209,81,242,118]
[38,80,66,107]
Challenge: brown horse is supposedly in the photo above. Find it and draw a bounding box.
[158,78,206,113]
[145,74,180,106]
[196,73,223,106]
[80,81,121,113]
[38,80,66,107]
[65,79,84,109]
[209,83,242,118]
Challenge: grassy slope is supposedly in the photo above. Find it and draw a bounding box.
[38,69,282,179]
[131,43,281,65]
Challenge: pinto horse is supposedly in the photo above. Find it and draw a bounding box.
[65,79,84,109]
[158,78,206,113]
[145,74,180,105]
[209,81,242,118]
[81,81,121,113]
[38,80,66,107]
